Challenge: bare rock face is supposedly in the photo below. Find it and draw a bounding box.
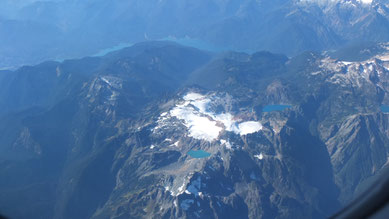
[265,80,291,104]
[324,113,389,202]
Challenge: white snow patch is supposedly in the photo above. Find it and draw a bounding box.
[254,153,264,160]
[100,76,122,89]
[220,139,232,149]
[191,98,211,113]
[169,92,263,141]
[358,0,372,4]
[341,61,353,65]
[177,181,187,195]
[183,93,204,101]
[101,77,112,86]
[170,98,222,141]
[165,179,188,197]
[238,122,263,135]
[378,55,389,61]
[212,113,240,133]
[164,175,196,197]
[170,141,180,147]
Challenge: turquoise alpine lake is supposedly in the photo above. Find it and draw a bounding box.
[187,150,211,158]
[381,105,389,113]
[262,105,292,112]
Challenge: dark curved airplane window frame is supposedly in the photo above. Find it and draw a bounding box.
[332,168,389,219]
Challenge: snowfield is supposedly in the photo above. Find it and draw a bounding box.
[167,92,263,141]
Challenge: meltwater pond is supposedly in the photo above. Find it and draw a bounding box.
[262,105,292,112]
[187,150,211,158]
[381,105,389,113]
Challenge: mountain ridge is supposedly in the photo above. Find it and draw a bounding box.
[0,41,388,218]
[1,0,389,69]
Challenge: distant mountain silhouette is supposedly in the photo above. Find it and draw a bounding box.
[0,0,389,69]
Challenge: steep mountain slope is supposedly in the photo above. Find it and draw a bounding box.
[1,0,389,69]
[0,41,388,218]
[91,90,339,219]
[0,42,212,219]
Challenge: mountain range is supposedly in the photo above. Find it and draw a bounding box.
[1,0,389,69]
[2,0,389,218]
[0,40,388,218]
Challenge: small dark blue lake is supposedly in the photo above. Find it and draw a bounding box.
[187,150,211,158]
[381,105,389,113]
[262,105,292,112]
